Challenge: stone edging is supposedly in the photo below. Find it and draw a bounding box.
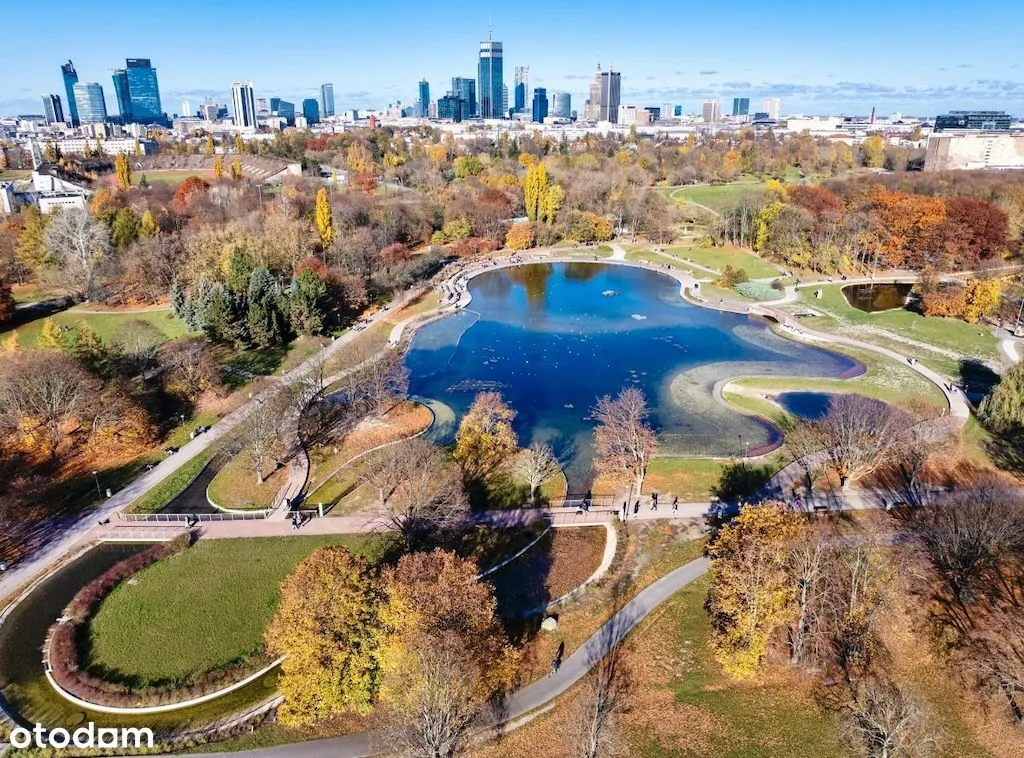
[44,655,285,716]
[519,522,618,617]
[206,481,272,516]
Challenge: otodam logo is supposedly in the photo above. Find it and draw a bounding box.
[9,723,155,750]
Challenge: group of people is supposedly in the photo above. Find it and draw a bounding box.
[620,493,680,520]
[290,511,305,530]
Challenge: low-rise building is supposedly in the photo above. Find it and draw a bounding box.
[925,132,1024,171]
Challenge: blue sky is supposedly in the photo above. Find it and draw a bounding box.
[4,0,1023,118]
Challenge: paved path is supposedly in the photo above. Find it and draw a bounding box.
[180,556,710,758]
[1001,337,1021,365]
[608,241,627,260]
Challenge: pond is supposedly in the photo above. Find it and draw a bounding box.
[842,282,914,313]
[405,263,862,490]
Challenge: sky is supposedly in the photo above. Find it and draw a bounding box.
[4,0,1024,119]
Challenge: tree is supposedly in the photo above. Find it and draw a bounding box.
[978,362,1024,434]
[265,547,382,726]
[16,205,49,273]
[785,395,910,489]
[0,276,14,325]
[159,338,222,401]
[453,154,484,178]
[171,176,210,211]
[140,209,159,237]
[378,550,517,757]
[861,135,885,168]
[240,396,283,484]
[315,187,333,248]
[524,161,549,222]
[842,676,936,758]
[114,153,131,190]
[247,267,289,348]
[504,220,534,251]
[289,267,328,336]
[37,317,66,350]
[706,501,802,679]
[591,386,657,495]
[508,442,560,503]
[567,641,630,758]
[205,134,215,155]
[541,183,565,224]
[110,206,141,249]
[361,438,468,544]
[230,158,243,180]
[112,318,164,375]
[234,133,244,154]
[453,391,518,481]
[212,157,224,180]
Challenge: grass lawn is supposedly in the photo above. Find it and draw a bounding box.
[386,289,440,322]
[643,456,780,502]
[0,169,31,181]
[127,451,213,514]
[324,321,392,378]
[207,447,289,510]
[624,249,689,270]
[85,535,384,686]
[10,283,51,304]
[133,169,214,186]
[666,181,769,213]
[795,284,1000,377]
[2,308,188,347]
[664,245,782,279]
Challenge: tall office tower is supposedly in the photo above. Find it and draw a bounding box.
[502,85,509,118]
[231,81,257,128]
[181,99,192,118]
[417,80,430,117]
[200,98,218,121]
[61,60,79,126]
[514,65,528,113]
[702,100,721,122]
[452,77,476,117]
[302,98,320,124]
[269,98,295,124]
[532,88,548,123]
[124,59,164,124]
[585,65,621,122]
[477,37,503,118]
[319,83,335,117]
[761,97,781,120]
[732,97,750,117]
[73,83,108,124]
[41,94,64,125]
[112,69,132,122]
[552,91,571,119]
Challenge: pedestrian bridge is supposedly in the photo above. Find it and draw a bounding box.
[747,303,796,326]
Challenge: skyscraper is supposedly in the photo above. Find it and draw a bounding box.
[418,80,430,118]
[73,83,108,125]
[122,59,164,124]
[319,83,335,117]
[584,65,621,122]
[761,97,781,120]
[532,88,548,123]
[181,99,192,118]
[61,60,79,126]
[41,95,64,125]
[302,98,320,125]
[477,37,503,119]
[702,100,721,122]
[112,69,132,122]
[732,97,750,117]
[514,66,528,113]
[552,92,571,119]
[270,98,295,124]
[452,77,476,118]
[231,81,256,129]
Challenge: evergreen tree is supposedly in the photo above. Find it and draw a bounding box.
[247,267,289,348]
[170,280,187,319]
[225,247,254,294]
[110,207,140,248]
[290,268,328,336]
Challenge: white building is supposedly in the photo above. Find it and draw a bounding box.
[761,97,782,120]
[618,105,652,127]
[702,100,721,123]
[231,82,257,130]
[925,132,1024,171]
[46,137,153,156]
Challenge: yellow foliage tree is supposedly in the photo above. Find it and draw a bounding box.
[133,140,142,157]
[541,183,564,224]
[2,332,19,353]
[37,317,65,350]
[212,157,224,180]
[504,221,534,251]
[706,502,803,679]
[753,200,785,251]
[265,547,383,726]
[230,159,243,180]
[315,188,333,248]
[524,162,549,222]
[140,209,159,237]
[346,142,375,175]
[453,391,518,481]
[963,278,1002,323]
[114,153,132,190]
[205,134,215,155]
[862,134,885,168]
[234,133,245,154]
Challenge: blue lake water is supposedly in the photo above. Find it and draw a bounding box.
[776,391,837,419]
[405,263,861,490]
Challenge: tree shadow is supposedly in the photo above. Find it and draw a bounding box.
[466,469,534,512]
[711,461,775,501]
[958,358,1000,405]
[984,424,1024,478]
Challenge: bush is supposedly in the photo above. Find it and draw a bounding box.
[735,281,782,301]
[717,265,749,289]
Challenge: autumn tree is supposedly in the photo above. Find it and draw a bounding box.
[706,501,802,679]
[861,135,885,168]
[0,276,14,324]
[978,361,1024,434]
[205,134,215,155]
[314,187,333,248]
[524,161,549,222]
[159,338,223,402]
[42,208,110,298]
[591,386,657,495]
[230,158,243,180]
[265,547,383,726]
[15,205,49,273]
[842,676,936,758]
[453,391,518,481]
[378,550,518,757]
[508,442,560,504]
[240,395,283,484]
[114,153,132,190]
[504,220,534,251]
[567,640,630,758]
[171,176,210,211]
[140,209,159,237]
[212,157,224,180]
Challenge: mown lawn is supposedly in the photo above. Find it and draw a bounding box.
[643,457,780,502]
[2,308,187,347]
[133,169,214,186]
[85,535,384,686]
[127,451,213,514]
[666,181,769,213]
[207,446,288,510]
[664,245,782,279]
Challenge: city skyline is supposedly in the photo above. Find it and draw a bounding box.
[3,0,1023,118]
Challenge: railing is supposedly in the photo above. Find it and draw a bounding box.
[118,510,270,523]
[94,526,188,542]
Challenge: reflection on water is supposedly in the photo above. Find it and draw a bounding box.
[406,263,860,490]
[843,282,913,313]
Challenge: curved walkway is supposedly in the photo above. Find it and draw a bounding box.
[180,556,711,758]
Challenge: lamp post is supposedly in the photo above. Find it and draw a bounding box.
[91,470,101,498]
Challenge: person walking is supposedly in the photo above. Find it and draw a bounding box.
[633,499,640,515]
[672,496,679,512]
[621,501,627,521]
[651,492,658,511]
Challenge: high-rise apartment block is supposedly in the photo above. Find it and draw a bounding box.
[231,81,257,129]
[702,100,721,122]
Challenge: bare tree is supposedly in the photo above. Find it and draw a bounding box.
[788,524,834,667]
[888,417,958,503]
[158,337,223,401]
[111,318,164,376]
[842,676,936,758]
[352,349,409,414]
[785,395,911,489]
[568,646,630,758]
[963,604,1024,724]
[592,386,657,495]
[240,397,284,484]
[363,438,468,543]
[508,442,560,504]
[42,208,110,298]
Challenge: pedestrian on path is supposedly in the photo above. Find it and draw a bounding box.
[672,496,679,512]
[634,500,640,515]
[621,501,627,521]
[651,492,658,511]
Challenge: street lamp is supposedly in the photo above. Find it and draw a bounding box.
[91,470,101,498]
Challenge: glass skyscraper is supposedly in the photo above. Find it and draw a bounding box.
[73,83,108,124]
[41,94,64,125]
[112,69,132,122]
[452,77,476,118]
[532,88,548,123]
[319,83,334,117]
[302,98,320,124]
[231,82,256,128]
[61,60,79,126]
[124,59,163,124]
[477,39,503,119]
[732,97,750,117]
[418,80,430,117]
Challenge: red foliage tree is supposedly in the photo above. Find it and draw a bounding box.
[171,176,211,212]
[941,197,1009,268]
[787,185,844,219]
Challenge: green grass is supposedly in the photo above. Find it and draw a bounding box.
[643,456,779,502]
[666,181,769,213]
[128,451,213,514]
[664,245,782,279]
[134,169,214,186]
[85,535,384,686]
[797,284,1000,378]
[624,250,690,270]
[2,308,188,347]
[207,447,283,510]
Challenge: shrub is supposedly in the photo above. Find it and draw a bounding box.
[717,265,749,289]
[735,281,782,301]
